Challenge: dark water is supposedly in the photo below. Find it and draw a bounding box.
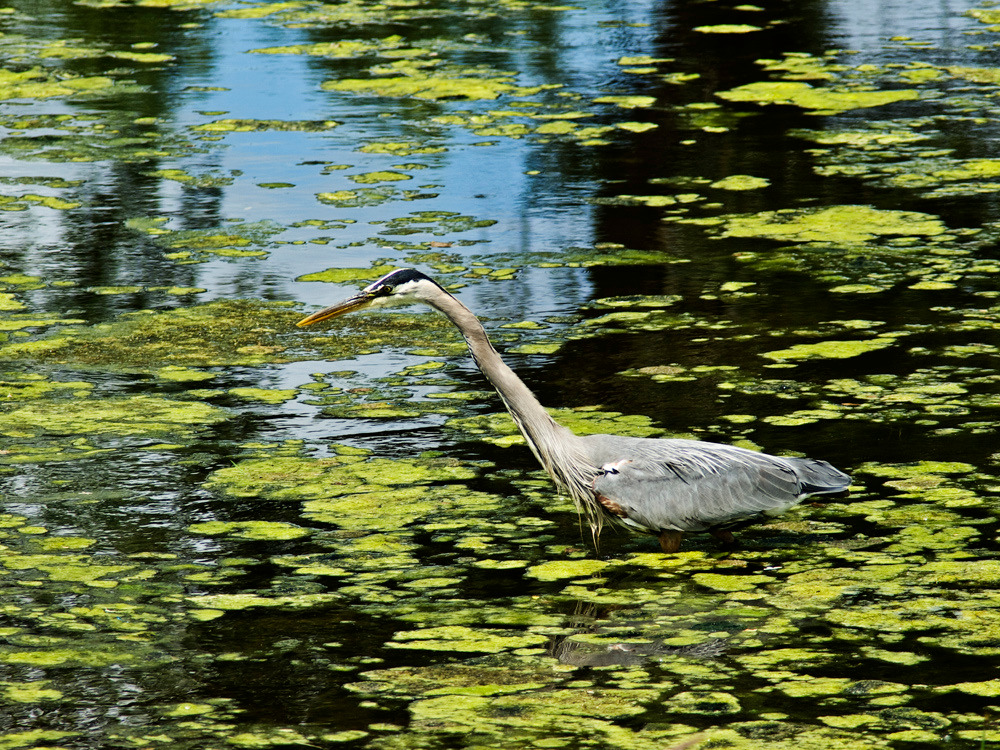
[2,0,1000,748]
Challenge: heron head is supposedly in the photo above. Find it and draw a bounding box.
[296,268,442,327]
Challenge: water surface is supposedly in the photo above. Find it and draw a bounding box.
[2,0,1000,748]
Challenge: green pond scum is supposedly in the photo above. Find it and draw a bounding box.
[5,0,1000,749]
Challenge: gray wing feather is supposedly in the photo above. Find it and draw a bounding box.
[584,435,850,533]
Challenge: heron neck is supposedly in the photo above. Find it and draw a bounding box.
[428,292,581,474]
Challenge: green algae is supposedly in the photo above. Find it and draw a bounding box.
[188,592,340,612]
[0,66,121,102]
[126,219,281,262]
[1,551,135,585]
[349,170,412,184]
[694,24,761,34]
[710,174,770,191]
[193,118,339,132]
[692,572,776,592]
[0,193,81,211]
[592,95,657,108]
[156,365,216,382]
[1,395,228,438]
[0,730,75,748]
[228,387,298,404]
[1,680,63,703]
[297,264,398,284]
[716,205,948,246]
[859,460,976,478]
[189,521,312,541]
[717,80,920,114]
[150,169,233,188]
[527,559,610,581]
[0,112,194,164]
[758,52,847,81]
[761,337,897,361]
[374,210,497,236]
[387,675,660,746]
[387,625,548,653]
[322,64,557,102]
[250,37,407,58]
[0,300,300,371]
[204,452,484,533]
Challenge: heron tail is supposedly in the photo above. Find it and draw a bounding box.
[793,458,852,497]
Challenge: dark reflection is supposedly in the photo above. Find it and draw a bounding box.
[551,598,734,666]
[554,637,731,667]
[0,0,225,323]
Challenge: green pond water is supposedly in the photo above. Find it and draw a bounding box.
[2,0,1000,748]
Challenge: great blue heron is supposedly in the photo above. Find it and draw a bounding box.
[297,268,851,552]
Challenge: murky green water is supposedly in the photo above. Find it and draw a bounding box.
[2,0,1000,748]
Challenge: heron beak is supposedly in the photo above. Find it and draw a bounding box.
[296,292,374,327]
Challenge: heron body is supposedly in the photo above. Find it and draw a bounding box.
[297,268,851,552]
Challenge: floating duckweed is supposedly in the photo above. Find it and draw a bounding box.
[758,52,847,81]
[711,174,770,190]
[206,451,484,533]
[0,292,25,311]
[1,680,63,703]
[946,680,1000,696]
[297,264,397,283]
[693,572,776,591]
[617,56,672,66]
[526,559,610,581]
[321,730,369,743]
[591,294,682,308]
[388,625,548,653]
[829,284,887,294]
[0,299,373,371]
[508,343,561,355]
[0,730,75,747]
[616,121,658,133]
[359,141,446,156]
[0,395,228,438]
[592,94,656,109]
[193,118,339,132]
[164,702,216,717]
[349,170,412,184]
[228,387,298,404]
[126,219,281,262]
[717,81,920,114]
[150,168,234,188]
[670,690,742,714]
[0,193,81,210]
[156,366,216,382]
[762,337,897,361]
[0,66,119,101]
[718,205,948,246]
[859,460,975,477]
[322,64,556,102]
[188,521,312,541]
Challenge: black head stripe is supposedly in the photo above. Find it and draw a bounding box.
[382,268,432,285]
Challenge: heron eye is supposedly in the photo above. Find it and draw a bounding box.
[374,285,393,296]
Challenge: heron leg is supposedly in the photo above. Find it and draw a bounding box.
[658,530,684,553]
[710,529,736,545]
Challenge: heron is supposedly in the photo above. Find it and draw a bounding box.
[297,268,851,552]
